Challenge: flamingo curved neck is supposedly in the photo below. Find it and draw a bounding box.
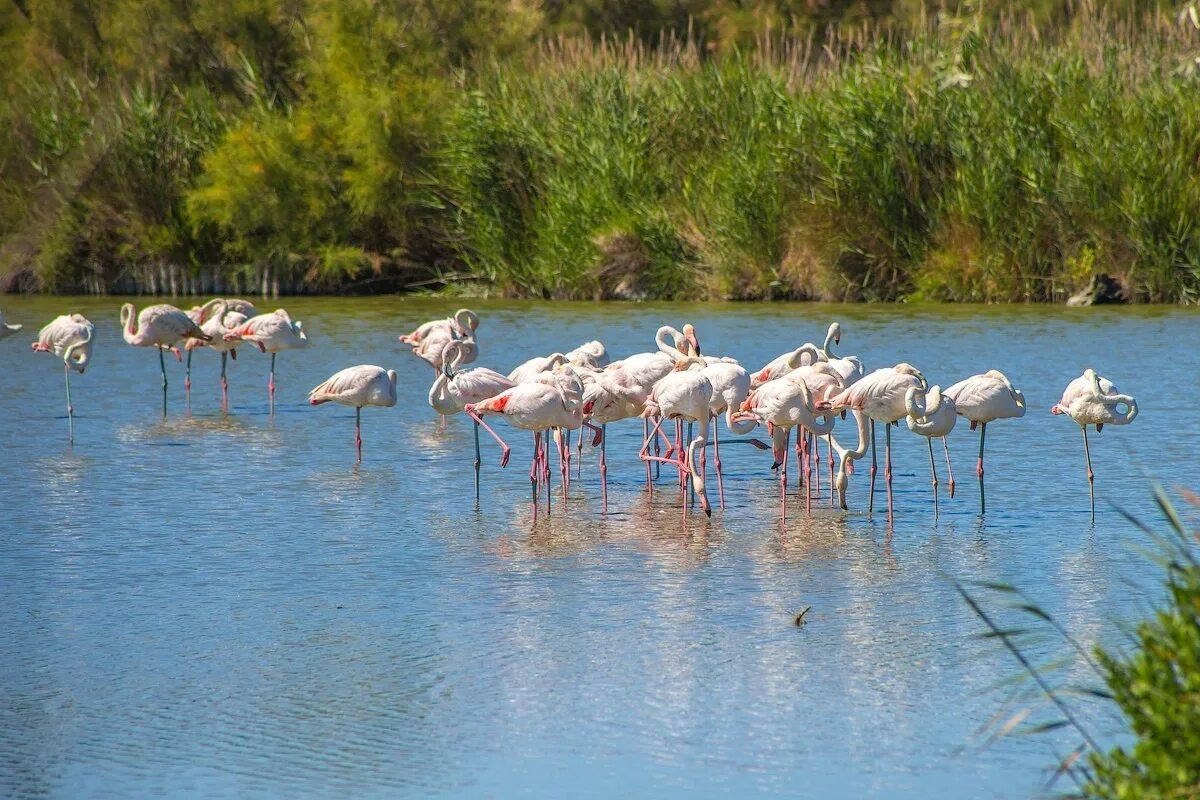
[655,326,688,360]
[121,305,141,344]
[822,324,838,359]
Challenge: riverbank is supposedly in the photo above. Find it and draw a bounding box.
[3,3,1199,302]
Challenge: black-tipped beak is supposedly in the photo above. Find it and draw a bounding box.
[704,508,712,518]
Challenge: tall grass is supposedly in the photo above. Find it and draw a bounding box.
[438,6,1200,302]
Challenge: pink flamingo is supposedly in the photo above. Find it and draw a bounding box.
[640,357,715,518]
[400,309,479,373]
[735,363,839,518]
[121,303,209,417]
[308,365,398,461]
[429,340,516,496]
[224,309,309,413]
[944,370,1026,515]
[828,363,926,517]
[904,385,957,515]
[466,365,585,518]
[1051,369,1137,521]
[185,300,254,409]
[31,313,95,442]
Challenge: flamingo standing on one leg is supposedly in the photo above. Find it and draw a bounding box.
[121,303,210,417]
[827,363,926,519]
[31,313,95,442]
[308,365,398,461]
[465,364,585,519]
[904,385,957,516]
[224,309,309,413]
[944,370,1026,515]
[0,309,22,341]
[184,300,254,410]
[1051,369,1138,522]
[640,357,715,518]
[429,340,516,497]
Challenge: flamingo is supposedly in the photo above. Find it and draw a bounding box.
[904,385,957,514]
[429,340,516,496]
[0,309,22,341]
[566,340,610,370]
[581,350,676,506]
[508,352,567,384]
[466,364,585,518]
[1051,369,1138,521]
[400,308,479,373]
[736,364,839,517]
[944,370,1026,515]
[183,298,256,402]
[750,343,822,388]
[121,303,210,417]
[828,363,926,517]
[223,309,309,413]
[820,322,866,387]
[31,313,95,442]
[308,365,397,461]
[184,300,253,410]
[641,357,714,518]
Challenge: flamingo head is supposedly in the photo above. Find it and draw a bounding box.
[682,323,700,356]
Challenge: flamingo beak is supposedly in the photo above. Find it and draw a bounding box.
[687,333,701,356]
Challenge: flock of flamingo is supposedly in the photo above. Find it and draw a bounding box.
[0,302,1139,521]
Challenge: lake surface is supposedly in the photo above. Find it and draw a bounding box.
[1,297,1195,799]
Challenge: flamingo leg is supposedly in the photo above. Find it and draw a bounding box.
[977,422,987,516]
[795,432,804,490]
[885,423,894,519]
[828,434,836,508]
[268,353,276,414]
[805,431,812,514]
[677,419,686,492]
[943,436,955,498]
[355,406,362,462]
[473,419,481,500]
[812,431,820,498]
[185,348,192,399]
[544,429,552,515]
[563,428,572,490]
[780,427,790,522]
[712,413,725,510]
[868,420,877,514]
[653,415,662,481]
[530,430,540,508]
[643,417,653,491]
[220,351,229,412]
[639,416,688,471]
[600,423,608,514]
[465,408,512,467]
[687,420,695,506]
[556,428,568,500]
[576,424,584,480]
[159,346,168,419]
[928,436,939,518]
[64,363,74,444]
[1082,425,1095,522]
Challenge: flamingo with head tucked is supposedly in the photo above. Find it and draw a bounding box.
[1051,369,1137,521]
[121,303,210,417]
[31,313,95,442]
[309,365,397,461]
[223,309,309,413]
[641,357,715,518]
[429,340,516,496]
[401,308,480,373]
[904,385,957,515]
[944,369,1026,515]
[185,299,254,410]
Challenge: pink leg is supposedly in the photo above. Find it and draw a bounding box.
[781,428,790,522]
[712,413,725,509]
[530,431,540,518]
[268,353,276,414]
[812,432,820,496]
[643,417,653,491]
[600,424,608,514]
[943,437,955,498]
[803,430,812,513]
[543,430,552,514]
[355,407,362,462]
[466,407,512,467]
[828,434,836,508]
[676,419,686,491]
[640,416,687,471]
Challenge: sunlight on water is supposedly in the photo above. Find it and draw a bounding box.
[1,297,1196,798]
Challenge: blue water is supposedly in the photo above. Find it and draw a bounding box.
[1,298,1194,798]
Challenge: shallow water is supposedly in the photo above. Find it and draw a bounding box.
[1,297,1195,799]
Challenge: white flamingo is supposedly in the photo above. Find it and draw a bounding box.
[400,309,479,372]
[429,340,516,496]
[944,369,1026,515]
[121,303,210,416]
[31,313,95,441]
[828,363,926,517]
[904,385,957,514]
[184,300,254,409]
[1051,369,1137,521]
[566,340,610,370]
[0,309,22,341]
[641,357,715,518]
[466,364,585,518]
[224,309,309,413]
[308,365,397,461]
